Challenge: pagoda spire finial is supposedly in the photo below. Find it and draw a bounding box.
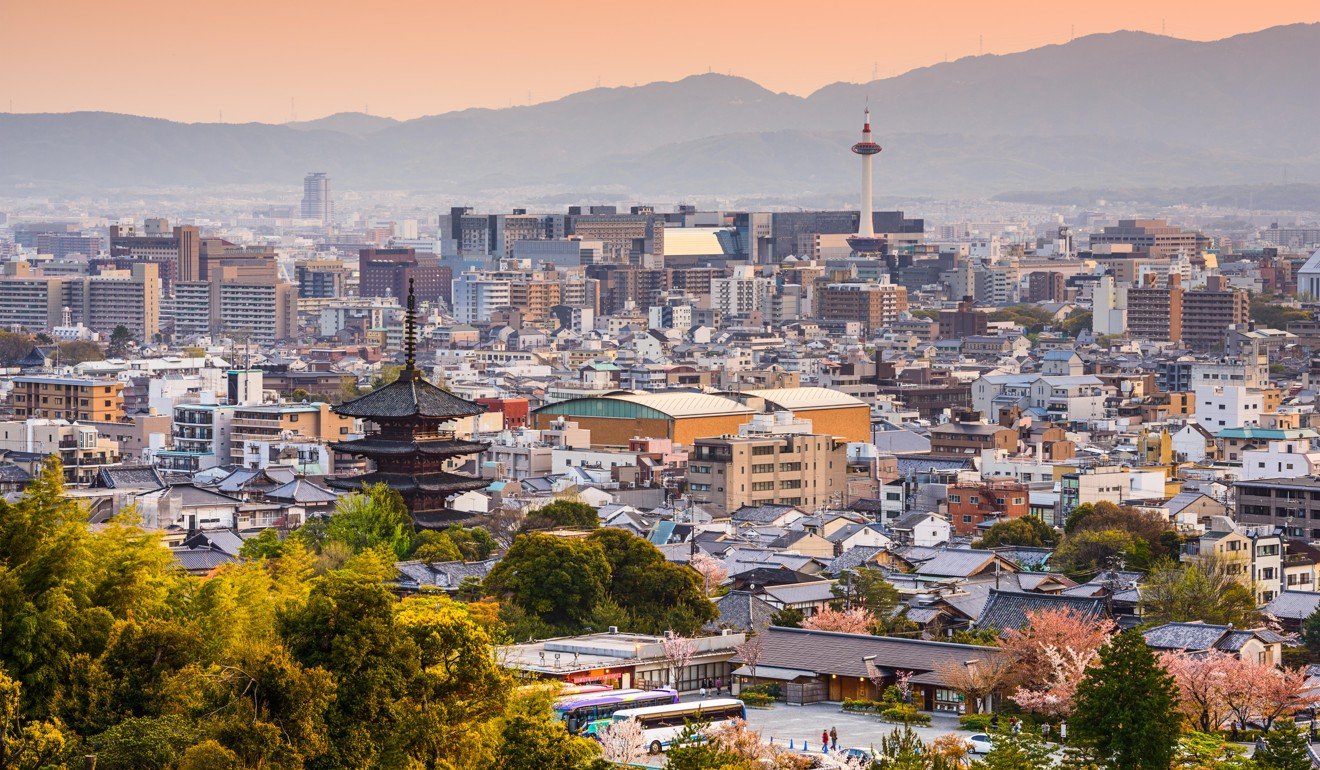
[402,277,417,379]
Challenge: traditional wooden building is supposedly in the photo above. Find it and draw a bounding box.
[329,281,489,526]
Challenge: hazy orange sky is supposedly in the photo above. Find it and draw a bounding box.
[1,0,1317,124]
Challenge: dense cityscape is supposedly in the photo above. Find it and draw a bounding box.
[6,6,1320,770]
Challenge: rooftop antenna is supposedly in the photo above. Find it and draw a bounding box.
[872,61,879,81]
[290,97,296,122]
[979,34,984,55]
[1161,18,1166,35]
[1070,24,1075,41]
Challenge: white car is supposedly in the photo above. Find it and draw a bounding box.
[966,734,994,754]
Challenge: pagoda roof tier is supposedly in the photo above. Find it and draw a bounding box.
[329,436,491,457]
[333,375,486,420]
[326,470,489,495]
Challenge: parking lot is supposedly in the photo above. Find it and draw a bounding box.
[741,701,971,755]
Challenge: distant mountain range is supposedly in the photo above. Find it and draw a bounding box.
[3,23,1320,199]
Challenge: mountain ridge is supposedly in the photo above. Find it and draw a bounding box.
[3,24,1319,197]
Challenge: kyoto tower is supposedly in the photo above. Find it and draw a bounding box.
[847,107,885,255]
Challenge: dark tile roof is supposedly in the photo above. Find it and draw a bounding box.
[1143,622,1240,652]
[96,465,165,489]
[394,558,498,589]
[707,590,777,632]
[730,626,1005,683]
[1264,590,1320,621]
[0,464,33,483]
[976,589,1108,631]
[731,504,803,524]
[264,478,340,504]
[333,372,486,420]
[730,566,818,588]
[169,546,236,573]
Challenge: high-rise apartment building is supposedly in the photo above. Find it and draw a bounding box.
[358,247,447,305]
[0,263,160,340]
[1126,275,1184,343]
[109,221,200,292]
[169,267,297,345]
[296,259,353,299]
[1026,271,1066,303]
[1182,275,1250,352]
[818,282,908,334]
[939,297,989,339]
[35,233,101,260]
[301,172,333,224]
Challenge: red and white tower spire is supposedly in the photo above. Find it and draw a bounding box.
[849,106,884,250]
[853,107,882,238]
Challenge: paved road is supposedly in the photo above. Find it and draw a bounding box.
[741,701,972,755]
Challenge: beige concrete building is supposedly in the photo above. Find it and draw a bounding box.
[9,376,125,422]
[688,428,847,515]
[0,419,122,484]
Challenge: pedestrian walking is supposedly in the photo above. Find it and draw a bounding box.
[822,729,830,751]
[830,726,838,749]
[715,676,723,694]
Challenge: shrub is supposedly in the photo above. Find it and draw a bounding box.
[842,699,884,713]
[881,685,905,705]
[741,682,782,699]
[880,704,931,726]
[739,691,776,708]
[960,713,994,731]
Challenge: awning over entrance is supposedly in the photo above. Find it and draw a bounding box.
[731,664,817,681]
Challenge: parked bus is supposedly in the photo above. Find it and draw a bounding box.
[607,698,747,755]
[553,687,679,735]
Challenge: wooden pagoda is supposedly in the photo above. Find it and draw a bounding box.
[328,279,489,525]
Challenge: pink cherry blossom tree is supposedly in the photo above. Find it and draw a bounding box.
[597,717,647,764]
[801,606,875,635]
[661,632,697,689]
[1000,607,1115,718]
[1159,650,1236,732]
[691,553,729,596]
[735,633,765,686]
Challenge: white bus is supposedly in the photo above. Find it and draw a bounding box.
[608,698,747,755]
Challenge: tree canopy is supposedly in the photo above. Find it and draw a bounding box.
[0,458,605,770]
[1071,631,1182,770]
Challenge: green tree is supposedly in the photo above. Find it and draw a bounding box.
[411,529,462,562]
[1253,721,1313,770]
[489,687,601,770]
[109,324,134,355]
[324,483,418,559]
[523,499,599,530]
[586,528,716,634]
[874,725,928,769]
[1250,297,1311,330]
[1071,631,1181,770]
[239,528,285,560]
[665,721,751,770]
[58,338,106,365]
[178,740,241,770]
[0,330,36,365]
[485,533,611,629]
[92,714,198,770]
[1142,555,1260,627]
[279,573,413,769]
[974,517,1059,549]
[1302,604,1320,660]
[1052,528,1142,576]
[834,567,916,634]
[391,595,511,768]
[770,607,804,628]
[0,671,66,770]
[1061,309,1092,337]
[973,725,1055,770]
